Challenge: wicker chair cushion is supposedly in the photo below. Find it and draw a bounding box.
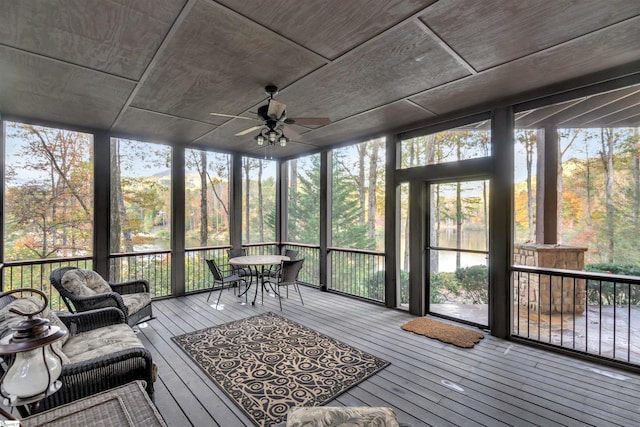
[61,269,111,296]
[62,323,144,364]
[286,406,400,427]
[0,297,71,364]
[121,293,151,315]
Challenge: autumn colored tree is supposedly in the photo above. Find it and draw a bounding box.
[5,123,93,260]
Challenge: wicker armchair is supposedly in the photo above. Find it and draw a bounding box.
[0,293,155,415]
[50,266,153,327]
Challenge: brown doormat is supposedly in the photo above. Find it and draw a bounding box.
[401,317,484,348]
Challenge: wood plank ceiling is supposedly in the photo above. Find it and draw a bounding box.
[0,0,639,158]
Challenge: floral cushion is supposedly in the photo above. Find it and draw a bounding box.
[121,293,151,315]
[0,297,70,364]
[286,406,400,427]
[61,269,112,296]
[62,323,144,364]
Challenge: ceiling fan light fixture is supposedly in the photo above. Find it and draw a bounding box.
[212,86,330,151]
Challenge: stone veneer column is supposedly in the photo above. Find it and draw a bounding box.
[514,243,588,314]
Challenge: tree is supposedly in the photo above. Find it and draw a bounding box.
[367,139,382,240]
[286,156,320,244]
[332,150,376,250]
[599,128,617,263]
[557,129,581,243]
[517,130,536,242]
[5,123,93,260]
[110,138,170,254]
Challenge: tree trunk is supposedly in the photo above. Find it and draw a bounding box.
[367,139,380,240]
[525,132,535,241]
[557,143,563,244]
[403,142,415,271]
[199,150,208,246]
[357,144,366,222]
[434,185,441,273]
[557,129,580,244]
[585,142,592,226]
[243,158,250,242]
[290,159,298,241]
[599,128,616,263]
[425,134,438,273]
[483,180,488,248]
[456,181,462,269]
[258,161,264,243]
[455,140,462,269]
[633,128,639,234]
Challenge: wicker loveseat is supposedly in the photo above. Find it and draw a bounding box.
[0,293,155,414]
[50,267,153,327]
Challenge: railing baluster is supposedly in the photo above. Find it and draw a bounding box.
[628,282,632,362]
[613,282,617,360]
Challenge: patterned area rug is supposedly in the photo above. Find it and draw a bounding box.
[172,312,389,427]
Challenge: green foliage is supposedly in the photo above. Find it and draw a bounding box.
[454,265,489,304]
[287,156,321,245]
[331,151,376,250]
[430,271,457,303]
[429,265,488,305]
[399,270,410,305]
[586,263,640,305]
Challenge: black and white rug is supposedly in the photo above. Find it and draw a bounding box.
[172,312,389,426]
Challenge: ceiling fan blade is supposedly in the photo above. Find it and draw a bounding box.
[286,117,331,126]
[282,125,301,141]
[235,125,263,136]
[210,112,260,122]
[267,99,287,119]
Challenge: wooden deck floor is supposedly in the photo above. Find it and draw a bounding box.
[139,286,640,427]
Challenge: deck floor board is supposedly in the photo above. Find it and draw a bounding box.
[140,287,640,426]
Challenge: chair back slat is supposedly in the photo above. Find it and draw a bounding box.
[205,259,224,281]
[283,249,299,260]
[280,258,304,284]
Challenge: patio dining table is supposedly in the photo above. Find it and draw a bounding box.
[229,255,289,305]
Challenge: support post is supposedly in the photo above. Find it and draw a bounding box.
[489,107,514,338]
[408,181,427,315]
[320,151,330,291]
[384,133,398,307]
[93,132,111,278]
[230,153,243,249]
[172,145,185,296]
[535,126,558,244]
[278,160,288,252]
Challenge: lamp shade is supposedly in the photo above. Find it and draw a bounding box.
[0,289,66,405]
[2,344,62,400]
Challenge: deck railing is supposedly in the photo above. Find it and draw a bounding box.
[109,250,172,298]
[282,243,320,286]
[1,257,92,310]
[1,244,387,308]
[185,246,230,293]
[244,242,278,256]
[329,247,385,302]
[512,265,640,365]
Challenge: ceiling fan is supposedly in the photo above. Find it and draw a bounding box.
[210,85,331,146]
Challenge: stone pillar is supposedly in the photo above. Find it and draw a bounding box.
[514,243,588,314]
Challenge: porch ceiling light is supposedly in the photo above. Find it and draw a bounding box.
[254,122,288,149]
